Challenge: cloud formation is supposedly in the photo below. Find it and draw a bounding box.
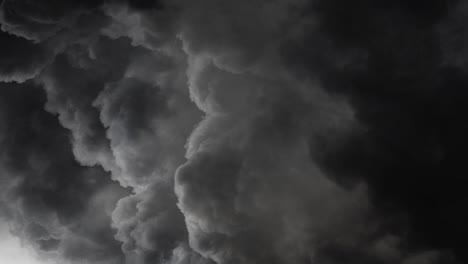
[0,0,467,264]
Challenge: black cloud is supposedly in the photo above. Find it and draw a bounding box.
[0,0,467,264]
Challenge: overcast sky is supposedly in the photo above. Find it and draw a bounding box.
[0,0,468,264]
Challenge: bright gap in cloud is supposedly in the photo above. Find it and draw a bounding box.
[0,222,50,264]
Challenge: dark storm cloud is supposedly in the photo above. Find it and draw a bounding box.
[0,31,51,82]
[112,183,190,263]
[175,68,445,264]
[0,0,104,41]
[0,0,468,264]
[0,82,129,263]
[35,11,199,263]
[175,0,466,263]
[278,0,468,262]
[39,36,139,179]
[118,0,164,10]
[274,1,467,261]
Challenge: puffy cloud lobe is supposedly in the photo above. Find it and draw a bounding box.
[93,49,200,188]
[177,0,310,75]
[112,183,189,263]
[95,77,172,187]
[34,6,199,263]
[0,82,128,263]
[176,46,436,264]
[39,36,138,179]
[166,244,214,264]
[36,19,200,264]
[173,0,466,260]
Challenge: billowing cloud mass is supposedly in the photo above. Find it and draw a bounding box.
[0,0,467,264]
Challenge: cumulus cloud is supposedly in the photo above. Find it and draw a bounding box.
[0,82,129,263]
[0,0,467,264]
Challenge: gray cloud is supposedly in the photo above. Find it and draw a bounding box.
[0,0,466,263]
[0,82,129,263]
[0,31,52,82]
[112,183,189,263]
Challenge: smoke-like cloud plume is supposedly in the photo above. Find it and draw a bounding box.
[0,0,467,264]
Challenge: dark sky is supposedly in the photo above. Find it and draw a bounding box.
[0,0,467,263]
